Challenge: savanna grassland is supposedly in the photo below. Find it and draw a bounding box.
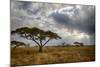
[11,45,95,66]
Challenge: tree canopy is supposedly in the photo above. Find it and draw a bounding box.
[11,27,61,52]
[11,41,26,48]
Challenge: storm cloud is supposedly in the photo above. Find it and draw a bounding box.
[50,5,95,36]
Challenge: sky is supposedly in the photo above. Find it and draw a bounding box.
[11,0,95,46]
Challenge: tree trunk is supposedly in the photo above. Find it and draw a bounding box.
[39,46,43,52]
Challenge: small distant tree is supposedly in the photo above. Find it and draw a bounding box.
[11,27,61,52]
[11,41,26,48]
[26,43,30,47]
[62,42,66,46]
[80,43,84,46]
[73,42,79,45]
[73,42,84,47]
[66,44,71,47]
[59,42,66,47]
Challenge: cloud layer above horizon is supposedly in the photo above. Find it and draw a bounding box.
[11,0,95,45]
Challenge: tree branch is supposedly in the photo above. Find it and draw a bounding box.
[42,39,51,47]
[32,37,41,47]
[24,34,41,47]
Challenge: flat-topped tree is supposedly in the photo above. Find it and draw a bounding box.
[11,41,26,48]
[11,27,61,52]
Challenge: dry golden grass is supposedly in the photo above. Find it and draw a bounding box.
[11,45,95,66]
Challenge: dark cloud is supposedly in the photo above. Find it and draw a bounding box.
[18,1,32,10]
[50,11,71,24]
[16,1,42,15]
[50,5,95,37]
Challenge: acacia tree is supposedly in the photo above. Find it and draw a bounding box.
[73,42,84,46]
[11,27,61,52]
[11,41,26,48]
